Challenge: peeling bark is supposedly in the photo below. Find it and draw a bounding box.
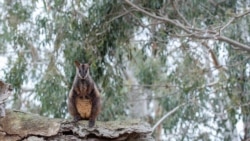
[0,111,154,141]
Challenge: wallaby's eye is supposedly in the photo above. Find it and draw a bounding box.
[79,67,83,73]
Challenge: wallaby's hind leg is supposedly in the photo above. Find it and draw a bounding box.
[89,94,101,127]
[68,91,81,122]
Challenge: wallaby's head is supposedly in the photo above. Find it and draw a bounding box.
[74,61,91,79]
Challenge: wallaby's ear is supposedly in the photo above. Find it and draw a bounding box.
[74,61,81,68]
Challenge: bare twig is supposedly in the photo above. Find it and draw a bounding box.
[172,0,191,26]
[219,18,234,34]
[151,103,186,133]
[123,83,176,88]
[107,8,135,24]
[236,10,250,18]
[220,10,250,34]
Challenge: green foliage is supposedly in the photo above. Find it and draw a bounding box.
[136,58,160,86]
[5,53,27,94]
[35,60,67,117]
[141,0,164,10]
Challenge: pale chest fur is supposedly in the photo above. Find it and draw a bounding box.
[76,98,92,119]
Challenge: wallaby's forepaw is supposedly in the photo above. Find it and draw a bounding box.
[73,115,81,122]
[88,119,95,128]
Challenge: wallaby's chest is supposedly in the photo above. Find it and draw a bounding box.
[74,80,92,97]
[74,80,93,119]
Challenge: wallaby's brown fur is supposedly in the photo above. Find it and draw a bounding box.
[67,61,101,127]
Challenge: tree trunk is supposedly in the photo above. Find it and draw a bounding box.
[123,68,149,119]
[0,110,154,141]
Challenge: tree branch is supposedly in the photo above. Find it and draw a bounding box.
[217,35,250,51]
[124,0,250,52]
[152,103,185,133]
[124,0,190,33]
[202,41,220,68]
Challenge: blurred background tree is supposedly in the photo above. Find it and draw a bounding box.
[1,0,250,140]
